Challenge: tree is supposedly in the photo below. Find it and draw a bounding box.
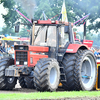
[68,0,100,32]
[34,0,55,20]
[0,0,17,28]
[34,0,75,21]
[0,0,28,28]
[0,0,76,26]
[18,28,29,37]
[0,31,2,35]
[1,0,100,32]
[2,26,15,36]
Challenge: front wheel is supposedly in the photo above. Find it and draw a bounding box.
[19,77,27,88]
[34,58,60,91]
[24,71,35,89]
[0,57,17,90]
[19,71,35,89]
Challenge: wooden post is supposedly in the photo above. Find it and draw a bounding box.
[32,23,35,45]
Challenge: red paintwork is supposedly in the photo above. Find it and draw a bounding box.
[97,60,100,65]
[82,40,93,48]
[97,62,100,65]
[29,54,48,67]
[15,46,49,67]
[29,46,49,52]
[37,19,59,24]
[28,46,49,67]
[66,44,88,53]
[75,38,80,41]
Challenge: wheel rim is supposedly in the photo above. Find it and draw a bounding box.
[7,77,15,84]
[81,55,96,90]
[49,67,57,86]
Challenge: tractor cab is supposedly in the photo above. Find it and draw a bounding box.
[30,20,69,47]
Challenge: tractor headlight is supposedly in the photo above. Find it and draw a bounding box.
[16,61,19,65]
[24,61,27,65]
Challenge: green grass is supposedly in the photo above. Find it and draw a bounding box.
[0,91,100,100]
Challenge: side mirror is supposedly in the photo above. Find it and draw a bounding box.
[15,25,20,33]
[64,26,69,33]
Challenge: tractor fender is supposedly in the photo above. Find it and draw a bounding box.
[66,44,88,53]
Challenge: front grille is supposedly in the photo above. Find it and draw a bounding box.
[16,51,27,65]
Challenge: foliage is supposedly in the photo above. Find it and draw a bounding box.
[18,27,29,37]
[1,0,100,29]
[34,0,75,22]
[1,26,15,36]
[0,0,29,28]
[86,33,100,47]
[0,31,2,35]
[0,0,17,28]
[69,0,100,32]
[1,26,30,37]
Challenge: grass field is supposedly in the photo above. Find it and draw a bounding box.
[0,91,100,100]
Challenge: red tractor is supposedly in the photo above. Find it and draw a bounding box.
[1,20,97,91]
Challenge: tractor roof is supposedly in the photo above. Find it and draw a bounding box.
[33,19,59,25]
[33,20,73,27]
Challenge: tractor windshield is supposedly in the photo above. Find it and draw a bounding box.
[34,25,56,47]
[34,25,69,47]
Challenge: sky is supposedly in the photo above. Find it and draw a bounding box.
[0,4,7,28]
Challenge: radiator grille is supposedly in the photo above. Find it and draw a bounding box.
[16,51,27,65]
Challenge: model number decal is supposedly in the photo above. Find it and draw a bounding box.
[67,49,73,51]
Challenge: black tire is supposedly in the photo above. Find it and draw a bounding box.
[0,57,17,90]
[61,50,97,91]
[24,71,35,89]
[19,77,27,88]
[19,71,35,89]
[34,58,60,91]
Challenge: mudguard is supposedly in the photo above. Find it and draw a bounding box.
[66,44,88,53]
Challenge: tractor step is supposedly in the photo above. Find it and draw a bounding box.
[60,80,66,82]
[60,73,65,75]
[60,66,66,82]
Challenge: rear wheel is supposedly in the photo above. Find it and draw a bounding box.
[0,57,17,90]
[79,50,97,90]
[62,50,97,91]
[34,58,60,91]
